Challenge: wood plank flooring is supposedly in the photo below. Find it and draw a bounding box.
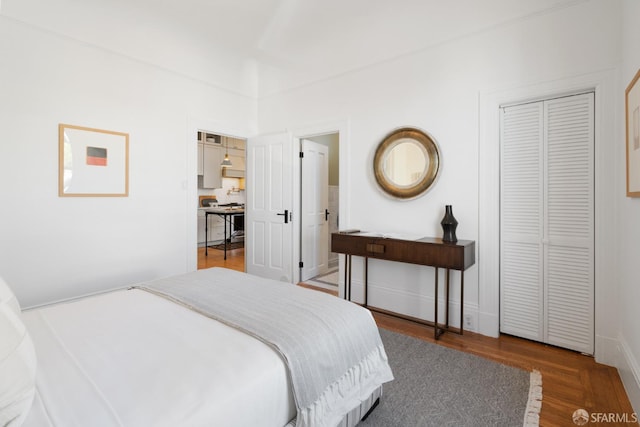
[197,245,244,271]
[198,249,637,427]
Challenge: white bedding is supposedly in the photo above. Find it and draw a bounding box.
[138,267,393,427]
[20,289,296,427]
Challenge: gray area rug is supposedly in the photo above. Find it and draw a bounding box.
[361,328,537,427]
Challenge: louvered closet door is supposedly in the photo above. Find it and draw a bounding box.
[500,93,594,354]
[500,102,545,342]
[544,94,594,354]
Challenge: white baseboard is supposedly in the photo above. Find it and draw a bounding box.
[347,281,479,332]
[595,334,620,367]
[478,311,500,338]
[618,336,640,414]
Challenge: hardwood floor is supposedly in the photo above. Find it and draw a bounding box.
[199,250,637,427]
[197,245,245,271]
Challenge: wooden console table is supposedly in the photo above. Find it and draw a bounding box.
[331,231,475,339]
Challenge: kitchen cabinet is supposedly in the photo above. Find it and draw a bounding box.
[198,132,223,189]
[202,143,222,188]
[221,137,246,178]
[225,136,245,150]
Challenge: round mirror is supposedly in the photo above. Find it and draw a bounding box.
[374,128,440,199]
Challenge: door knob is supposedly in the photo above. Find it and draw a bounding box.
[325,209,330,221]
[277,209,289,224]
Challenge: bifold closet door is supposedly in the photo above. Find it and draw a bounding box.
[500,93,594,354]
[500,102,545,343]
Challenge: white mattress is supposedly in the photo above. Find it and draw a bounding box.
[20,289,296,427]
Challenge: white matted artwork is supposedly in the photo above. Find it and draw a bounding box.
[626,69,640,197]
[58,124,129,197]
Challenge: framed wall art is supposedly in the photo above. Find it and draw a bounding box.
[626,69,640,197]
[58,124,129,197]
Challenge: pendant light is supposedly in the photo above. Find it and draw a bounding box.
[221,136,233,168]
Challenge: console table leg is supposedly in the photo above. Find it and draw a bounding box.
[343,255,348,300]
[364,257,368,307]
[445,268,450,330]
[434,267,440,340]
[460,270,465,335]
[344,255,351,301]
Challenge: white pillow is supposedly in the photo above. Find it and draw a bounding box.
[0,277,37,426]
[0,276,20,315]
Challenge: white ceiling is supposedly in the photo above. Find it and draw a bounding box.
[2,0,586,96]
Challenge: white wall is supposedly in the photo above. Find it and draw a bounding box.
[0,15,256,307]
[618,0,640,413]
[258,0,622,352]
[0,0,258,98]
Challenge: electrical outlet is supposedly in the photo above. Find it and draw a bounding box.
[463,314,473,330]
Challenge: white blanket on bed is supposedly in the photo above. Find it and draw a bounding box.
[22,289,296,427]
[137,268,393,427]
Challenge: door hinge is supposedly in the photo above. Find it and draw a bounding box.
[299,261,304,268]
[299,152,304,158]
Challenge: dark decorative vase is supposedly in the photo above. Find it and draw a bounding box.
[440,205,458,243]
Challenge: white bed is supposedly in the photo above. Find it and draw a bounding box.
[0,268,392,427]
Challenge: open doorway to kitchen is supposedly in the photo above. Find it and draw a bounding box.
[299,132,339,291]
[196,130,246,272]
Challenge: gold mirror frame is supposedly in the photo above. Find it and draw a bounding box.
[373,127,440,199]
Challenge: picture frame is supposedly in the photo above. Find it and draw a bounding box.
[58,124,129,197]
[625,69,640,197]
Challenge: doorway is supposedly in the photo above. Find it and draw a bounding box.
[196,129,247,271]
[244,122,348,287]
[299,133,340,290]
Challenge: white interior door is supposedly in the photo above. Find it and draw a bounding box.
[246,132,293,282]
[300,139,329,281]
